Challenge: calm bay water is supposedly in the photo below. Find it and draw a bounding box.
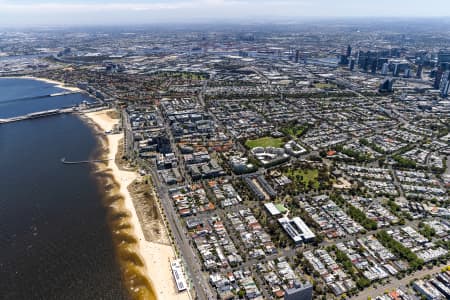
[0,78,94,119]
[0,78,129,299]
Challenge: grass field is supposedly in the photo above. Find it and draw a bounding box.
[245,137,284,149]
[285,168,319,189]
[314,83,337,89]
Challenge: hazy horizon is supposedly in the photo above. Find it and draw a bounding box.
[0,0,450,26]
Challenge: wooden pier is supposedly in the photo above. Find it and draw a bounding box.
[0,108,75,124]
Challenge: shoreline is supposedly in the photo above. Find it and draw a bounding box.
[3,75,81,92]
[83,109,189,300]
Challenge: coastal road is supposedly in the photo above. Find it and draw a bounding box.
[122,109,135,158]
[147,167,215,300]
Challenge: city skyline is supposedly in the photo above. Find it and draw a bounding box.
[1,0,450,26]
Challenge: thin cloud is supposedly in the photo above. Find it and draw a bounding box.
[0,0,448,25]
[0,1,196,12]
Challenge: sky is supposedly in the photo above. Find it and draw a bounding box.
[0,0,449,26]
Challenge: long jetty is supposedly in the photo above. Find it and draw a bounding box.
[1,91,77,106]
[61,157,112,165]
[0,108,75,124]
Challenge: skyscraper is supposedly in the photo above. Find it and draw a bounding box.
[349,58,355,71]
[339,54,349,65]
[371,61,377,74]
[379,78,394,93]
[434,68,444,89]
[440,70,450,97]
[441,81,450,98]
[404,68,411,78]
[438,50,450,65]
[339,45,352,66]
[295,50,300,63]
[381,63,389,75]
[346,45,352,58]
[416,64,423,79]
[393,63,400,77]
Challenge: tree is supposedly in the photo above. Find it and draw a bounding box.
[419,224,436,239]
[356,277,370,290]
[376,230,424,270]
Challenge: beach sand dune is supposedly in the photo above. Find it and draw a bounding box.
[84,109,189,300]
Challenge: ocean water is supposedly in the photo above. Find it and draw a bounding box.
[0,78,93,119]
[0,78,129,300]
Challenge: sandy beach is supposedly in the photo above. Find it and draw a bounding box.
[84,109,189,300]
[5,76,81,92]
